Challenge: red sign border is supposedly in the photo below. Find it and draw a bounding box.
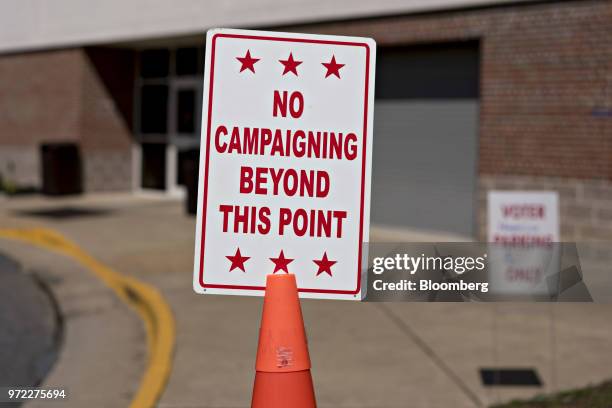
[198,32,371,295]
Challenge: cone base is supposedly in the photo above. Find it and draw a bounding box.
[252,370,316,408]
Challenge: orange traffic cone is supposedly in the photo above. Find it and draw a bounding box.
[251,273,317,407]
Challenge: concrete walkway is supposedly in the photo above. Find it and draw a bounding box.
[1,193,612,407]
[0,214,146,406]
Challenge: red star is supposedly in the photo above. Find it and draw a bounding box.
[270,250,294,274]
[236,50,260,73]
[313,252,337,277]
[226,247,250,272]
[279,52,302,76]
[322,55,345,79]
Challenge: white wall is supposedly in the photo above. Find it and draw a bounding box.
[0,0,534,53]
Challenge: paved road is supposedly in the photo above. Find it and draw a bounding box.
[0,253,60,388]
[2,194,612,407]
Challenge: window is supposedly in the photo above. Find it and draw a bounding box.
[136,46,203,136]
[140,85,168,133]
[177,89,196,134]
[140,49,169,78]
[141,143,167,190]
[135,46,204,191]
[176,48,200,76]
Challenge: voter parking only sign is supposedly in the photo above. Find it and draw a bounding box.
[193,29,376,300]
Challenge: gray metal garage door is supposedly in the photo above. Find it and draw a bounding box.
[372,42,480,237]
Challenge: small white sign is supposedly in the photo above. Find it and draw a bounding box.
[193,29,376,300]
[487,191,560,296]
[488,191,559,244]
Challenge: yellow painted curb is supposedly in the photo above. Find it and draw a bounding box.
[0,228,176,408]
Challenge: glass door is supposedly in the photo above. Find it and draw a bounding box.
[134,46,203,194]
[169,79,201,194]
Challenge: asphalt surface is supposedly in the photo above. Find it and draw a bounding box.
[0,253,61,389]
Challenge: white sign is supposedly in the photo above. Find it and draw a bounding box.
[193,29,376,300]
[487,191,560,296]
[488,191,559,244]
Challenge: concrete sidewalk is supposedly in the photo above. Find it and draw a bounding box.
[1,193,612,407]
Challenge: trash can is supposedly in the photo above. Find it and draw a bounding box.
[182,149,200,215]
[40,143,83,195]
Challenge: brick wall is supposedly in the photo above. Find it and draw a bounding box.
[291,0,612,240]
[0,47,134,192]
[80,48,135,191]
[0,146,39,188]
[293,0,612,181]
[0,50,83,146]
[83,150,133,191]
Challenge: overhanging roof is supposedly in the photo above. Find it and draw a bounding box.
[0,0,536,53]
